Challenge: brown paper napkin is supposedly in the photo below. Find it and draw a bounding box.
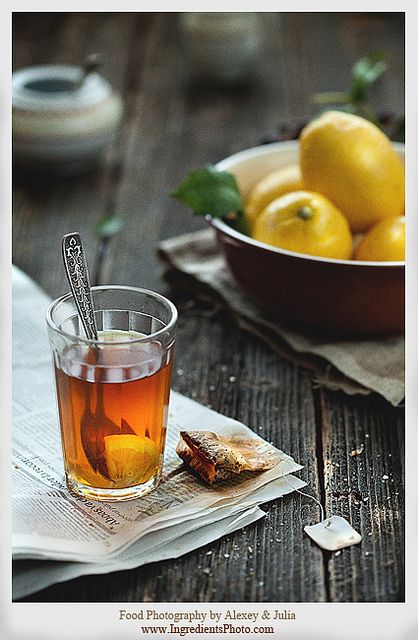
[158,229,404,406]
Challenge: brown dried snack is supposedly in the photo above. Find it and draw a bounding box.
[176,430,282,484]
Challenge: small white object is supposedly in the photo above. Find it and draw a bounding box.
[304,515,362,551]
[13,64,123,175]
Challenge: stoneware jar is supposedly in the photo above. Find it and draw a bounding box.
[178,13,264,84]
[12,64,124,175]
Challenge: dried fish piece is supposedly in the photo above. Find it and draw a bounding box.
[176,436,237,484]
[176,430,282,484]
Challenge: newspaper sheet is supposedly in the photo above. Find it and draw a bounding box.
[12,266,305,565]
[13,506,265,599]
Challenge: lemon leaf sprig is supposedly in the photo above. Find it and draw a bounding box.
[350,52,388,103]
[312,51,388,126]
[170,165,249,236]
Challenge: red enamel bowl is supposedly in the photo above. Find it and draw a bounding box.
[212,141,404,336]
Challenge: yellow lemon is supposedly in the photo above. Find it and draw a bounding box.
[245,164,303,231]
[300,111,405,233]
[253,190,353,260]
[354,215,405,262]
[104,434,159,487]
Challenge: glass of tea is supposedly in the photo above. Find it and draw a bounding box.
[46,286,177,501]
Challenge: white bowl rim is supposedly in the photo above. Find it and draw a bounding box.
[214,139,405,268]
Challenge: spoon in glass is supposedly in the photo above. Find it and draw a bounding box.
[62,232,134,480]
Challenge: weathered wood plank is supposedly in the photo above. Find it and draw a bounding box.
[12,13,154,298]
[320,390,404,602]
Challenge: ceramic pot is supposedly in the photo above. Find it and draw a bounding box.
[212,141,405,336]
[178,13,263,83]
[13,64,124,175]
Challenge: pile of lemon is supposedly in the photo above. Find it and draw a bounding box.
[246,111,405,262]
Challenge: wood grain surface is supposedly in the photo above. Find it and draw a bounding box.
[12,12,404,603]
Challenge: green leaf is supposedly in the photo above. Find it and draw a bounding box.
[95,214,123,240]
[170,165,244,219]
[310,52,402,134]
[350,52,388,103]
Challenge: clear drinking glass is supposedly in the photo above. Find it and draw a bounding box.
[46,286,177,501]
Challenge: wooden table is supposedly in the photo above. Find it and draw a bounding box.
[12,12,405,602]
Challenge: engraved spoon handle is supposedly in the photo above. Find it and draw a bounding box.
[62,232,98,341]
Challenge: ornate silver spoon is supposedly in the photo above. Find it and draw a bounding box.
[62,232,98,341]
[61,232,134,479]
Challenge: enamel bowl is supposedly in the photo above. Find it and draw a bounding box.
[213,141,404,336]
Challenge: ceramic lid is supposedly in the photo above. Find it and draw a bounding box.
[12,64,113,112]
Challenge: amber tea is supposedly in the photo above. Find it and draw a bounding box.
[47,286,177,501]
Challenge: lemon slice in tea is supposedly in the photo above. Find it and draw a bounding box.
[104,434,159,487]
